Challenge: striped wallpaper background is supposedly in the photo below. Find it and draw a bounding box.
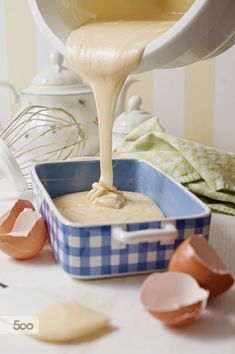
[0,0,234,152]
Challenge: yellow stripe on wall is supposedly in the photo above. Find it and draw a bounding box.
[184,59,215,146]
[4,0,37,99]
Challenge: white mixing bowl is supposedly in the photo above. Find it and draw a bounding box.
[28,0,235,71]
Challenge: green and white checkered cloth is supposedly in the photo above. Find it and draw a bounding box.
[114,118,235,216]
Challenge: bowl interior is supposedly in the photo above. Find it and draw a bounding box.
[34,159,207,219]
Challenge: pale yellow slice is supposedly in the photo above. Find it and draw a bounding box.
[32,301,109,343]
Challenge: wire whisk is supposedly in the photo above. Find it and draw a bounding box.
[0,105,85,192]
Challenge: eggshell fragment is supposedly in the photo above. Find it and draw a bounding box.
[0,208,48,259]
[168,235,234,298]
[0,199,34,234]
[140,272,209,327]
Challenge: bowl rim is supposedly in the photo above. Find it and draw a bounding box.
[31,157,211,228]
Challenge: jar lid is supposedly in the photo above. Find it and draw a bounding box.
[22,51,92,96]
[113,96,152,134]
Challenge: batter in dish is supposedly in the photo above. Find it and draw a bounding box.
[54,191,164,224]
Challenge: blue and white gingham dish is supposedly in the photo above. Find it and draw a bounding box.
[32,158,211,279]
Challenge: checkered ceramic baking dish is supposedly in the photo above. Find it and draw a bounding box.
[32,158,211,279]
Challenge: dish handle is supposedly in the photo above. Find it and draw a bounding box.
[112,223,178,245]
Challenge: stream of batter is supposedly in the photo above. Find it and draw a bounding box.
[66,21,174,210]
[54,1,194,224]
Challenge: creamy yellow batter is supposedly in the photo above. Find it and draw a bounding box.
[66,21,175,210]
[58,0,194,222]
[58,0,195,25]
[54,191,164,224]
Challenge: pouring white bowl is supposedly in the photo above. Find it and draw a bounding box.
[28,0,235,71]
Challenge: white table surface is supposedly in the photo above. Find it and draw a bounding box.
[0,178,234,354]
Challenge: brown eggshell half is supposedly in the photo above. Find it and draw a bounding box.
[168,235,234,298]
[0,199,35,234]
[0,208,48,259]
[140,272,209,327]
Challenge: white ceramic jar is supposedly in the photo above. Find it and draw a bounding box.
[113,96,152,150]
[0,51,99,156]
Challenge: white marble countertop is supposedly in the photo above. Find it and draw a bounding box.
[0,178,234,354]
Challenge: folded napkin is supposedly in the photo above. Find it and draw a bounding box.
[114,118,235,216]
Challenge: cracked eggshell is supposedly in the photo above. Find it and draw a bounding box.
[0,208,48,259]
[140,272,209,327]
[0,199,35,234]
[168,235,234,298]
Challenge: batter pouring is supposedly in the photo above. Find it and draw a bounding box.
[54,0,194,223]
[67,20,174,209]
